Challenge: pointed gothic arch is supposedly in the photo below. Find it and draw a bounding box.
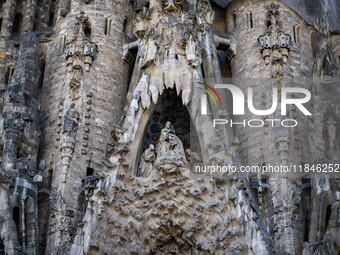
[123,86,202,178]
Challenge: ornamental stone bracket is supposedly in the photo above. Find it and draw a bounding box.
[213,34,236,60]
[258,3,291,76]
[276,127,290,166]
[123,39,139,66]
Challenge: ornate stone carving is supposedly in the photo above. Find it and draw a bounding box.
[82,92,93,155]
[258,3,291,76]
[313,19,339,82]
[68,78,81,101]
[78,112,274,254]
[154,121,189,176]
[119,0,214,143]
[65,12,98,73]
[327,116,336,150]
[276,127,290,165]
[81,170,247,254]
[82,175,99,201]
[61,103,79,183]
[138,144,155,177]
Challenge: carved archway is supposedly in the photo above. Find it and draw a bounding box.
[136,88,195,176]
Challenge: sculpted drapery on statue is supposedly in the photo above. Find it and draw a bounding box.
[118,0,214,143]
[138,121,189,178]
[156,121,176,156]
[155,121,188,169]
[139,144,155,177]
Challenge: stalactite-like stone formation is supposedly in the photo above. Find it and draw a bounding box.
[118,0,215,143]
[134,0,214,104]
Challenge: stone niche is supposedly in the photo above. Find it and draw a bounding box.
[323,111,340,161]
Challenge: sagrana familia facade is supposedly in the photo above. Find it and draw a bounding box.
[0,0,339,254]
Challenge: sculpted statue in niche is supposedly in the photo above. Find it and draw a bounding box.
[139,144,155,177]
[61,104,79,183]
[156,121,176,156]
[313,19,338,80]
[327,116,336,150]
[155,121,189,175]
[62,103,80,137]
[138,121,189,178]
[69,78,81,101]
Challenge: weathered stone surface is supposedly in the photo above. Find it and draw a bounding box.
[0,1,338,255]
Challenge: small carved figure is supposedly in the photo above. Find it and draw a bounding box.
[157,121,176,156]
[139,144,156,177]
[313,19,338,79]
[327,117,336,150]
[61,104,79,183]
[69,78,81,101]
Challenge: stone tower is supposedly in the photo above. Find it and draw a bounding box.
[0,0,339,255]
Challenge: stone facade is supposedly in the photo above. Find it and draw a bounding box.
[0,0,339,255]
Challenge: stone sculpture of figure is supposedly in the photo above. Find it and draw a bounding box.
[313,19,338,79]
[327,117,336,150]
[196,0,214,34]
[61,104,79,184]
[139,144,156,177]
[154,121,188,175]
[302,242,311,255]
[84,41,92,56]
[139,29,158,68]
[157,121,176,156]
[62,103,80,137]
[69,78,81,101]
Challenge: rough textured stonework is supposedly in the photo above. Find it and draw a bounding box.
[0,0,339,255]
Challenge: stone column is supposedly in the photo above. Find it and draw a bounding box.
[35,0,53,29]
[0,0,17,88]
[0,41,8,89]
[1,0,17,40]
[22,0,38,33]
[0,184,19,255]
[1,129,20,173]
